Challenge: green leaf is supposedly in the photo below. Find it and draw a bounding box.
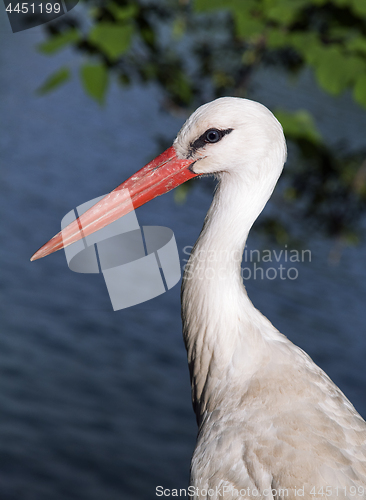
[328,26,354,40]
[172,16,186,39]
[235,12,264,38]
[195,0,264,38]
[353,74,366,108]
[37,67,70,95]
[267,28,289,49]
[290,32,320,60]
[88,22,134,60]
[310,47,365,95]
[347,36,366,56]
[195,0,258,15]
[167,71,192,105]
[264,0,308,25]
[351,0,366,17]
[38,29,80,54]
[274,109,322,144]
[174,183,191,204]
[80,64,109,104]
[194,0,231,12]
[107,3,138,22]
[343,230,360,246]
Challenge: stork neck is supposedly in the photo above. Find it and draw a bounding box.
[181,172,279,423]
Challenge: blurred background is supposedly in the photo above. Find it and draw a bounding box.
[1,1,366,499]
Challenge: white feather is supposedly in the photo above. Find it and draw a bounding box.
[175,98,366,499]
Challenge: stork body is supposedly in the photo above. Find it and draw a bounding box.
[31,98,366,499]
[177,99,366,498]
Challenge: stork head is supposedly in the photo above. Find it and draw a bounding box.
[31,97,286,262]
[174,97,286,181]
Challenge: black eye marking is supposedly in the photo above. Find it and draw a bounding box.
[188,128,233,158]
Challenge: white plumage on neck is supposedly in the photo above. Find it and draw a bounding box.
[176,98,366,499]
[182,170,285,423]
[180,98,287,420]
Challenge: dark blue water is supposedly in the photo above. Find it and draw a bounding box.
[1,7,366,500]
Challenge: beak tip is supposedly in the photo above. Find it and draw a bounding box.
[30,241,57,262]
[30,250,42,262]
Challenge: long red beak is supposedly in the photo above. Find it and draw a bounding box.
[30,146,197,261]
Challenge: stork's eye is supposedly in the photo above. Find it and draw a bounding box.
[188,127,233,158]
[205,129,221,143]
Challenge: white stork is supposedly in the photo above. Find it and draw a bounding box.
[31,97,366,499]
